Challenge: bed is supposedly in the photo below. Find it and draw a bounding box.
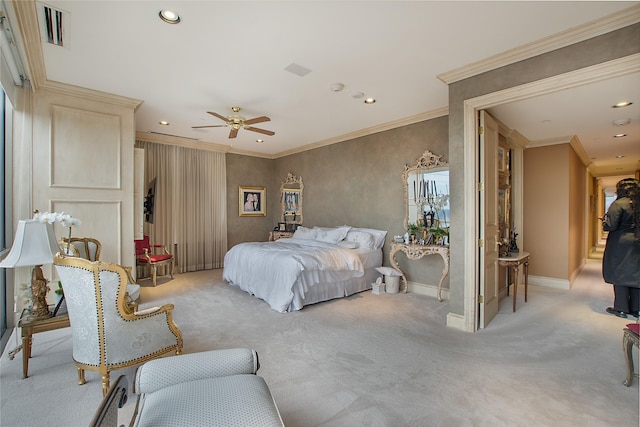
[223,226,386,312]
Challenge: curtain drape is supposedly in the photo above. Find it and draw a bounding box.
[135,140,227,272]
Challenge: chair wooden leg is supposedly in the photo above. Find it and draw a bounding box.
[102,372,111,397]
[77,367,86,385]
[623,328,639,386]
[151,265,157,286]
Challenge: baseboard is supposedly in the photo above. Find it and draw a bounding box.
[446,312,466,331]
[407,281,449,301]
[529,275,570,290]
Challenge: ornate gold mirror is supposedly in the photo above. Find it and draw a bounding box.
[280,172,303,227]
[402,150,449,240]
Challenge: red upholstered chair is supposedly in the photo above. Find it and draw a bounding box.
[135,236,174,286]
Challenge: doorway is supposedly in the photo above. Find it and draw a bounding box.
[461,55,640,331]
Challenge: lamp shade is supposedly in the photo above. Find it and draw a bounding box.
[0,220,60,267]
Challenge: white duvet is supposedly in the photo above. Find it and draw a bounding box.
[223,238,364,312]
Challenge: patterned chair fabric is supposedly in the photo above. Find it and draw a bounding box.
[54,253,183,396]
[135,235,174,286]
[130,349,284,427]
[59,236,140,309]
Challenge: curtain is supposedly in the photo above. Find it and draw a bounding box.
[135,141,227,272]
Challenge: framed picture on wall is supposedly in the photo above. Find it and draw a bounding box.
[239,186,266,217]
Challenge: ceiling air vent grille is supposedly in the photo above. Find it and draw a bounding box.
[42,4,64,46]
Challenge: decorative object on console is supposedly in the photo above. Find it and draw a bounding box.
[0,211,80,319]
[239,186,266,217]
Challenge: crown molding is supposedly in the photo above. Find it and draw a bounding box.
[6,0,44,90]
[273,106,448,159]
[438,4,640,85]
[136,131,232,154]
[41,80,142,110]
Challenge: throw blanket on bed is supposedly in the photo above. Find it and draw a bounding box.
[223,238,364,312]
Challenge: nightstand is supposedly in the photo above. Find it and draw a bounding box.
[269,231,294,241]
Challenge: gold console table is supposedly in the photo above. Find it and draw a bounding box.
[389,242,450,301]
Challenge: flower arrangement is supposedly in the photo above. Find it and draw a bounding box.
[33,211,81,254]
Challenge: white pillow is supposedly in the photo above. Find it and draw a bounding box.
[337,241,359,249]
[314,226,350,244]
[293,226,317,240]
[351,228,388,249]
[344,230,376,250]
[375,266,402,277]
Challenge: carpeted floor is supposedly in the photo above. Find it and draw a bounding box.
[1,259,638,426]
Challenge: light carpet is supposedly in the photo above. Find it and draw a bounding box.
[1,259,638,426]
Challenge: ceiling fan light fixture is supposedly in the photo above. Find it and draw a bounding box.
[159,10,181,24]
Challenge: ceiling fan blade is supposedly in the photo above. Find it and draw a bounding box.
[229,128,239,139]
[191,125,227,129]
[245,126,275,136]
[207,111,230,123]
[243,116,271,125]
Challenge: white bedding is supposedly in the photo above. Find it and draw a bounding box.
[223,237,382,312]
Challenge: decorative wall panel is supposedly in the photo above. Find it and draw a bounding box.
[50,105,121,189]
[52,200,122,264]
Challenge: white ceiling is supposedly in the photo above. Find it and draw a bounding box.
[13,1,640,186]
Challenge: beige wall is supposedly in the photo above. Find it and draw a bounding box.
[568,147,586,279]
[523,145,570,280]
[523,144,586,284]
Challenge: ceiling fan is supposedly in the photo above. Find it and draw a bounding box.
[192,106,275,139]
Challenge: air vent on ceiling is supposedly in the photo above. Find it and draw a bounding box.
[41,4,65,46]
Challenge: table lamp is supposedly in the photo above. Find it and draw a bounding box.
[0,219,60,319]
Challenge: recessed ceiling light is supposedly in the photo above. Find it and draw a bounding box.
[613,133,627,138]
[612,118,630,126]
[364,98,376,104]
[256,139,264,143]
[615,155,625,158]
[159,9,181,24]
[159,120,169,125]
[352,92,365,99]
[330,83,345,92]
[612,101,633,108]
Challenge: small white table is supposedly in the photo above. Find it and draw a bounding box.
[498,251,530,312]
[389,242,450,301]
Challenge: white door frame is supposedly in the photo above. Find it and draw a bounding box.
[461,54,640,332]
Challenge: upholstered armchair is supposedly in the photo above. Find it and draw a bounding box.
[54,253,183,396]
[134,235,174,286]
[91,349,284,427]
[59,236,140,310]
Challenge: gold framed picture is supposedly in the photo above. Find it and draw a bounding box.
[239,186,266,217]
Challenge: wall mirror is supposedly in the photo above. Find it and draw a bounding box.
[280,172,303,229]
[402,150,449,238]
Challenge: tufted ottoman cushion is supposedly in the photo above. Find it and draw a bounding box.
[133,374,283,427]
[131,349,284,427]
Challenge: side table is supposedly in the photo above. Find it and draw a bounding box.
[498,252,530,312]
[623,324,640,387]
[17,306,70,378]
[389,242,450,301]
